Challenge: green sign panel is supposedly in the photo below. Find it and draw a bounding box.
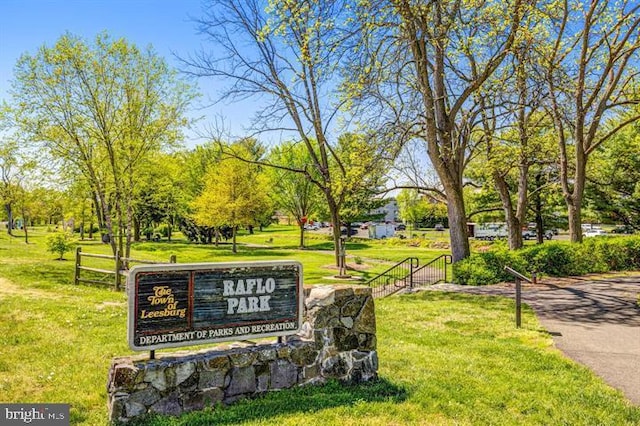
[127,261,303,351]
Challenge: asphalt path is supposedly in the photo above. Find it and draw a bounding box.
[425,275,640,405]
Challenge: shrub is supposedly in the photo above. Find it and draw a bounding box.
[584,237,640,271]
[155,223,171,238]
[452,248,528,285]
[453,236,640,285]
[520,243,584,276]
[74,224,99,234]
[452,255,499,285]
[46,232,75,260]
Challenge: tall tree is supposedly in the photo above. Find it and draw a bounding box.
[191,142,271,253]
[175,142,223,244]
[586,119,640,230]
[349,0,526,262]
[396,189,429,229]
[543,0,640,241]
[333,133,389,232]
[133,153,189,242]
[0,138,19,235]
[182,0,373,266]
[11,32,195,261]
[475,30,549,250]
[267,142,323,248]
[62,181,96,240]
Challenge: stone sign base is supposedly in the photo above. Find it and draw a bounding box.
[107,285,377,423]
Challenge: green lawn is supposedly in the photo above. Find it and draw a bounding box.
[0,227,638,425]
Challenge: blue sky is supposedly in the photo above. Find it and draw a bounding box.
[0,0,257,147]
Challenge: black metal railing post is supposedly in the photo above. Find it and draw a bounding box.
[504,266,533,328]
[515,277,522,327]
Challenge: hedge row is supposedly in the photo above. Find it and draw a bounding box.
[452,236,640,285]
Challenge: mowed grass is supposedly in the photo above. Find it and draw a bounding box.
[0,227,638,425]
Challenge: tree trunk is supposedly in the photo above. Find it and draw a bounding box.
[494,173,523,250]
[506,213,522,250]
[299,224,305,249]
[440,178,470,263]
[327,196,343,267]
[232,226,237,253]
[533,173,544,245]
[567,199,582,243]
[5,203,13,235]
[133,217,140,242]
[21,209,28,244]
[564,152,586,243]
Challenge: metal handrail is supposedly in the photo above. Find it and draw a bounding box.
[367,254,453,298]
[411,254,453,287]
[504,266,532,283]
[367,257,419,298]
[503,266,534,328]
[372,257,419,280]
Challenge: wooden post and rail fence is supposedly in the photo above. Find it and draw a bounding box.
[74,247,176,290]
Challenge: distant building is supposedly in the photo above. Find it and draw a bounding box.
[370,199,399,223]
[273,211,292,225]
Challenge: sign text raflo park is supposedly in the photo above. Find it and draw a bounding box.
[127,261,303,351]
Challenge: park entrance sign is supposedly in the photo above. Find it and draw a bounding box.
[127,261,303,351]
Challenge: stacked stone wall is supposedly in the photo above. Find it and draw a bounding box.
[107,285,377,423]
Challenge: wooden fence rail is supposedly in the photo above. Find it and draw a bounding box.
[74,247,176,290]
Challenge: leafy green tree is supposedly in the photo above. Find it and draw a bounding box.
[61,180,97,240]
[0,138,19,235]
[27,186,65,227]
[333,133,389,232]
[0,124,38,242]
[586,121,640,230]
[175,142,223,244]
[46,231,75,260]
[542,0,640,241]
[11,32,196,262]
[192,142,271,253]
[348,0,528,262]
[267,142,323,248]
[396,189,429,230]
[185,0,371,266]
[467,118,564,245]
[133,152,189,242]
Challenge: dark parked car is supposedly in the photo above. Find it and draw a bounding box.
[395,223,406,231]
[340,227,358,236]
[523,229,554,240]
[612,225,634,234]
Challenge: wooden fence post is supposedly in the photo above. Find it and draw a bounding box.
[115,249,121,290]
[74,246,82,285]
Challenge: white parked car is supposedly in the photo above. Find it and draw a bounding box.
[584,228,607,237]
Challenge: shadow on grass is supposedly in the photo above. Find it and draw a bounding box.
[404,289,516,309]
[128,378,407,426]
[10,263,74,288]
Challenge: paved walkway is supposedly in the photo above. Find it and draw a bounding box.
[424,275,640,406]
